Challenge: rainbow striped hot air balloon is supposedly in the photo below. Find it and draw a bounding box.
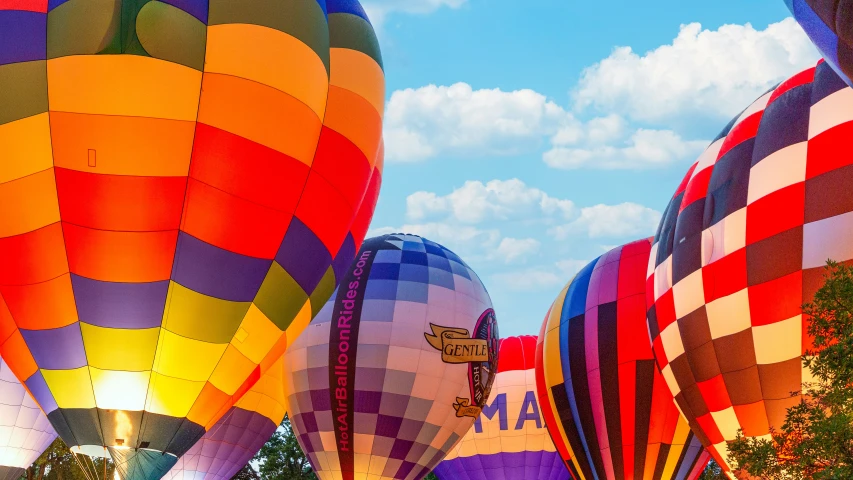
[0,0,384,478]
[434,335,569,480]
[536,239,710,480]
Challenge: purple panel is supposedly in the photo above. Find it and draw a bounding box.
[375,414,402,438]
[353,390,381,414]
[309,389,331,411]
[332,233,356,284]
[275,218,332,294]
[24,371,57,413]
[434,451,570,480]
[161,0,208,23]
[171,232,271,302]
[0,11,46,65]
[20,324,86,370]
[71,275,168,329]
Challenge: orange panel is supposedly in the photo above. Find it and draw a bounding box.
[50,112,196,177]
[55,168,187,232]
[0,168,60,238]
[733,401,770,437]
[180,179,292,260]
[0,274,78,330]
[0,223,68,286]
[0,330,38,380]
[63,223,178,283]
[186,382,231,429]
[323,85,382,166]
[197,73,322,166]
[329,48,385,118]
[259,331,288,376]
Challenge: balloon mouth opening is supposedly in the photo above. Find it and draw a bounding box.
[70,444,177,458]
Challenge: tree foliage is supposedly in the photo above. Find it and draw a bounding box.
[698,460,728,480]
[25,437,114,480]
[253,414,316,480]
[728,261,853,479]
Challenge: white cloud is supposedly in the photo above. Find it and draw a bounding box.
[550,203,662,239]
[384,83,573,162]
[494,238,541,264]
[573,18,820,123]
[544,128,708,170]
[406,179,575,224]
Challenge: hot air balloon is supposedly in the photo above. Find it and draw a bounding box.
[433,335,569,480]
[0,0,384,478]
[645,60,853,473]
[283,234,499,480]
[0,358,57,480]
[785,0,853,86]
[162,356,286,480]
[537,239,710,480]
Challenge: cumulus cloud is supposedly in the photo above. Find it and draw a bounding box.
[573,18,820,123]
[406,179,575,223]
[494,238,541,264]
[544,128,708,170]
[550,203,662,239]
[384,83,573,162]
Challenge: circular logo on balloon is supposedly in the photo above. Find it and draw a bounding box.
[425,308,499,417]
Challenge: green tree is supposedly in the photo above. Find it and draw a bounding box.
[25,438,114,480]
[424,473,438,480]
[698,460,728,480]
[254,414,316,480]
[728,261,853,479]
[231,463,260,480]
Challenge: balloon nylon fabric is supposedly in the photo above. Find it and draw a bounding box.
[646,60,853,472]
[0,358,57,476]
[284,234,499,480]
[537,239,709,480]
[433,335,569,480]
[162,357,288,480]
[784,0,853,86]
[0,0,384,478]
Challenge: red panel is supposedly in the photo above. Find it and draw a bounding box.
[350,170,381,248]
[674,162,698,197]
[746,183,805,246]
[617,240,650,300]
[496,335,537,372]
[767,67,815,105]
[63,223,177,283]
[617,295,652,363]
[311,127,371,211]
[55,168,186,232]
[0,0,46,12]
[679,167,713,214]
[697,375,732,412]
[748,270,803,327]
[717,111,763,160]
[646,371,671,444]
[0,223,67,286]
[654,290,676,333]
[806,120,853,180]
[295,171,355,257]
[652,338,668,369]
[181,179,292,259]
[190,123,310,213]
[694,413,724,445]
[702,248,747,303]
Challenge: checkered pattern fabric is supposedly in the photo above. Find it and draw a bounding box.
[786,0,853,87]
[283,234,498,480]
[0,358,56,474]
[646,60,853,472]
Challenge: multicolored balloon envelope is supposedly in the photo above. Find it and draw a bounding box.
[785,0,853,86]
[0,358,57,480]
[163,356,287,480]
[433,335,569,480]
[646,60,853,473]
[537,239,710,480]
[0,0,384,478]
[283,234,500,480]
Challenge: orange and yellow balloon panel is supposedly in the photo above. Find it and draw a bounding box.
[0,0,384,478]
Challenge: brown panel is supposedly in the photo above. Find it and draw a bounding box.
[764,396,802,431]
[758,358,803,399]
[678,306,711,351]
[722,366,763,405]
[686,341,722,383]
[669,355,697,390]
[805,164,853,223]
[714,329,757,374]
[746,226,803,287]
[679,383,710,418]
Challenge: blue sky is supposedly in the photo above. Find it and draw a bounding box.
[362,0,820,337]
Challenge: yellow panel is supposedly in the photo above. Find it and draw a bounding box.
[208,345,255,395]
[42,367,96,409]
[47,55,202,121]
[153,329,227,382]
[231,304,283,364]
[80,323,159,371]
[90,368,150,411]
[205,24,328,119]
[163,281,250,344]
[0,169,60,238]
[145,372,206,417]
[329,48,384,119]
[0,113,53,184]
